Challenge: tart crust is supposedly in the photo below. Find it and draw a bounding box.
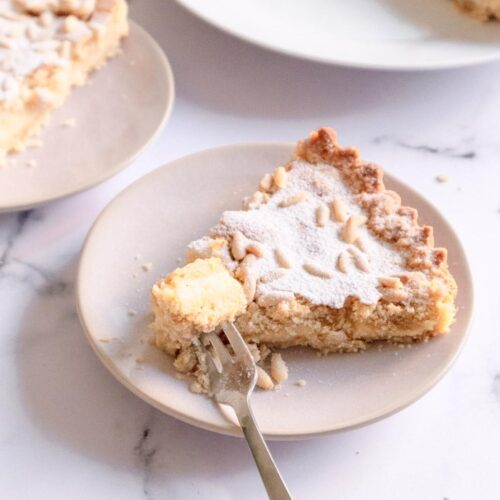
[454,0,500,20]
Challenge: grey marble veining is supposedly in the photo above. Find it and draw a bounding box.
[373,135,477,159]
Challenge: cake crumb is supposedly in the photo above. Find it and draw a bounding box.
[270,353,288,383]
[99,337,110,343]
[190,381,203,394]
[61,117,77,128]
[26,137,43,149]
[132,273,137,279]
[436,174,448,183]
[134,254,142,261]
[142,262,153,272]
[25,159,37,168]
[296,379,307,387]
[127,309,137,316]
[274,384,282,391]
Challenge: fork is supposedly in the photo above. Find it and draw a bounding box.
[200,321,292,500]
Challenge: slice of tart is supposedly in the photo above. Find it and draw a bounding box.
[0,0,128,160]
[454,0,500,20]
[151,128,457,392]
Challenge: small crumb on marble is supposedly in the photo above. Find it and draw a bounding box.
[132,273,137,279]
[296,379,306,387]
[190,381,203,394]
[127,309,137,316]
[134,254,142,261]
[274,384,282,392]
[436,174,448,183]
[142,262,153,272]
[61,117,77,128]
[99,337,110,343]
[26,137,43,149]
[25,159,37,168]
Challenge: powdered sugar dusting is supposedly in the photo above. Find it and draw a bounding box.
[193,160,407,308]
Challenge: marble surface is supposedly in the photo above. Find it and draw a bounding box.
[1,1,499,499]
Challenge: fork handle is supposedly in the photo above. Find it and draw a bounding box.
[236,401,292,500]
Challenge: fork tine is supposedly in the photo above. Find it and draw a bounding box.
[221,321,253,359]
[206,332,233,366]
[198,339,221,374]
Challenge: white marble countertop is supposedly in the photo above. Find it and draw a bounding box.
[1,2,500,499]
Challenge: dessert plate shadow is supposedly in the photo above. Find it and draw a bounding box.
[77,144,474,440]
[0,21,174,212]
[177,0,500,70]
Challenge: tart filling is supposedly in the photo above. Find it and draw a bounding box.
[151,128,457,392]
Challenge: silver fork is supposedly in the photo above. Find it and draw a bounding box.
[200,321,292,500]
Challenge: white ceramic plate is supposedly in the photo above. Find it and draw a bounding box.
[77,144,473,439]
[0,21,174,212]
[177,0,500,70]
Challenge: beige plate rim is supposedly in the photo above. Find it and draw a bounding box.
[77,143,475,440]
[0,21,175,213]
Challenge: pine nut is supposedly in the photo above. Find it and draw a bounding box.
[279,191,307,208]
[336,252,349,273]
[348,247,370,272]
[378,277,402,289]
[270,353,288,383]
[273,166,287,188]
[341,215,367,244]
[259,173,273,192]
[303,261,333,279]
[381,288,408,302]
[246,241,265,258]
[354,237,367,253]
[256,366,274,390]
[274,247,293,268]
[243,274,257,303]
[231,231,247,261]
[331,198,348,222]
[316,204,330,227]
